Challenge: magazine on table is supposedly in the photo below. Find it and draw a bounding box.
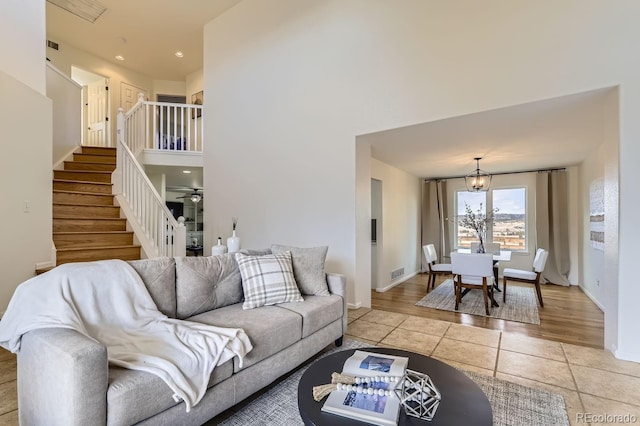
[321,350,409,426]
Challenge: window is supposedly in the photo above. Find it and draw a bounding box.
[456,192,486,249]
[492,188,526,251]
[455,187,527,251]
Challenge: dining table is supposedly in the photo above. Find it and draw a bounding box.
[454,248,512,305]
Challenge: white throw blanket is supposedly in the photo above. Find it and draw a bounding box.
[0,259,253,412]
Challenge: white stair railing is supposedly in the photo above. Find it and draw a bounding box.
[115,104,186,258]
[123,93,203,155]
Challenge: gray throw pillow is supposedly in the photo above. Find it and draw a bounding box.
[271,244,330,296]
[235,251,303,309]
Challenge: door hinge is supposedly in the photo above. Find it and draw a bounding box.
[105,86,109,91]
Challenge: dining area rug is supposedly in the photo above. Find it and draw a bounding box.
[415,279,540,325]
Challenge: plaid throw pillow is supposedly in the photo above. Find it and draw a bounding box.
[235,251,304,309]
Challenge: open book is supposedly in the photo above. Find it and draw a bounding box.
[321,350,409,426]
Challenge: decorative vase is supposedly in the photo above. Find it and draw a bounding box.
[476,235,485,253]
[227,230,241,253]
[211,237,227,256]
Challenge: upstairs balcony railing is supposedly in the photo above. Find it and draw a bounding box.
[121,93,204,155]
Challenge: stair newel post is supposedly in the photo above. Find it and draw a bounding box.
[174,221,187,257]
[113,107,125,196]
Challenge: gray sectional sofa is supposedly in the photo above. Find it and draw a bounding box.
[16,252,347,425]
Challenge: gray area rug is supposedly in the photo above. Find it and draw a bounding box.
[416,279,541,325]
[211,339,568,426]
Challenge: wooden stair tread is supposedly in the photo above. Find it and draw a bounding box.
[54,179,112,186]
[55,170,112,175]
[54,216,124,220]
[53,189,114,196]
[36,266,54,275]
[54,231,133,235]
[54,170,113,176]
[65,160,116,166]
[53,202,119,207]
[57,244,141,252]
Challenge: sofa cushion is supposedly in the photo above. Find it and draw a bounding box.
[271,244,330,296]
[175,255,244,319]
[188,304,302,372]
[235,251,304,309]
[276,295,344,338]
[106,359,233,426]
[504,268,537,281]
[127,258,176,318]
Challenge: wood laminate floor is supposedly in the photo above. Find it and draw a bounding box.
[371,273,604,349]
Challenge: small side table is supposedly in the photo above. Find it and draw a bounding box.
[186,245,203,256]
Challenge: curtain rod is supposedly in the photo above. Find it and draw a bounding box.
[423,167,566,182]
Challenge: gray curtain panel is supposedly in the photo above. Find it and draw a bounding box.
[536,170,571,286]
[421,180,449,269]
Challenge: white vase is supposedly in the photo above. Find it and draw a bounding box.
[211,237,227,256]
[227,230,241,253]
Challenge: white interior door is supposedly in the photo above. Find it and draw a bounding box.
[120,81,148,112]
[86,78,108,147]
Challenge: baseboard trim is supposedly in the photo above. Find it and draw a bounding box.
[578,285,605,311]
[614,348,640,363]
[35,261,55,270]
[375,271,418,293]
[347,302,362,310]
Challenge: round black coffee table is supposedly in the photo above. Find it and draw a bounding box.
[298,347,492,425]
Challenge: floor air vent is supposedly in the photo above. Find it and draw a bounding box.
[391,268,404,280]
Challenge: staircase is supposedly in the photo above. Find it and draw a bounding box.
[47,146,141,271]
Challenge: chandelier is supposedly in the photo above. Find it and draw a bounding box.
[465,157,491,192]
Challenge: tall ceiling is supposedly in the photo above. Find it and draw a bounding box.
[46,0,243,80]
[46,1,612,179]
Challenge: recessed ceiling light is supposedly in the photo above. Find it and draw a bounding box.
[182,170,191,174]
[175,51,184,58]
[115,55,125,61]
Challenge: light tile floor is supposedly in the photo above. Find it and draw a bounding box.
[347,308,640,426]
[0,309,638,426]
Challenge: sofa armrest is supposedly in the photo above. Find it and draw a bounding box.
[326,272,348,335]
[18,328,108,426]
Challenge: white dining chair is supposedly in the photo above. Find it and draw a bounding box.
[423,244,452,291]
[502,248,548,307]
[471,242,502,289]
[450,252,495,315]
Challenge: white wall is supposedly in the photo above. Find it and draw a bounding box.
[46,63,82,163]
[204,0,639,360]
[153,80,187,99]
[46,40,154,142]
[186,70,204,104]
[370,158,421,291]
[0,1,52,313]
[0,0,46,94]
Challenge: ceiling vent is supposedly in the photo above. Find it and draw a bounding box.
[47,40,59,51]
[47,0,107,23]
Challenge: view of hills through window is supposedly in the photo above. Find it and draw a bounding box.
[456,188,526,250]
